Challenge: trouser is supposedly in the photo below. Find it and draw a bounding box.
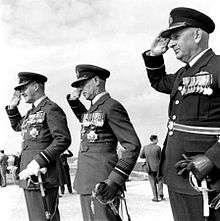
[148,172,163,199]
[168,188,220,221]
[24,187,60,221]
[80,194,122,221]
[0,167,6,187]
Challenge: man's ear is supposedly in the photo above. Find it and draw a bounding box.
[194,28,202,43]
[93,76,101,85]
[33,82,39,91]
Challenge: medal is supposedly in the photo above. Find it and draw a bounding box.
[87,129,98,142]
[203,87,213,95]
[30,127,39,138]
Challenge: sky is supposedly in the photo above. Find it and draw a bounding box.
[0,0,220,156]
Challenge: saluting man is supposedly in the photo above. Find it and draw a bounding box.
[67,64,141,221]
[142,7,220,221]
[6,72,71,221]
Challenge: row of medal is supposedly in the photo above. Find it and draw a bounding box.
[181,72,213,96]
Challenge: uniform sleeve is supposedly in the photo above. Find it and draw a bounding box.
[205,142,220,169]
[66,95,87,122]
[142,50,176,94]
[107,101,141,185]
[5,106,23,132]
[34,105,71,167]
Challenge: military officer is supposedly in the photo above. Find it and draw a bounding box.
[6,72,71,221]
[142,7,220,221]
[67,64,141,221]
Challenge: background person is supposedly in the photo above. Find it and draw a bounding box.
[140,135,164,202]
[0,150,8,187]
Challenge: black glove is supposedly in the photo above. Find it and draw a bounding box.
[175,154,214,181]
[93,180,120,203]
[175,154,194,176]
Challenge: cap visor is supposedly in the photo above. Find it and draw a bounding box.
[71,77,89,88]
[14,82,30,90]
[160,23,188,38]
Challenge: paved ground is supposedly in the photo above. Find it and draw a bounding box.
[0,175,173,221]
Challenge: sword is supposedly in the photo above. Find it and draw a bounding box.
[37,168,51,221]
[189,172,210,220]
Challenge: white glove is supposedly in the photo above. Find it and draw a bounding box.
[19,160,40,180]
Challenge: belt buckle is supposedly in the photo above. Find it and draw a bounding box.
[167,120,174,130]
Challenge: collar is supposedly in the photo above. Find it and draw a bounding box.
[189,48,210,67]
[92,91,108,105]
[34,95,47,107]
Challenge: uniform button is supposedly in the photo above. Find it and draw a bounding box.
[178,86,183,91]
[175,100,180,105]
[172,115,176,120]
[169,131,174,136]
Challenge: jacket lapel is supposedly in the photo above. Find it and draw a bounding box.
[31,97,49,114]
[89,93,110,113]
[183,49,215,78]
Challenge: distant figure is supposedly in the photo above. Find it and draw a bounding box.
[58,150,73,194]
[0,150,8,187]
[140,135,164,202]
[12,152,21,182]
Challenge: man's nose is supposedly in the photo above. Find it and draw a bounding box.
[168,39,176,48]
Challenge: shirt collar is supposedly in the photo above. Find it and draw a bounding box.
[34,95,47,107]
[92,91,108,105]
[189,48,209,67]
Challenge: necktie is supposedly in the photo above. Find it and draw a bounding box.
[184,63,190,71]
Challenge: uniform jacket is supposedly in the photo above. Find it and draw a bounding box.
[143,49,220,194]
[67,93,141,194]
[140,143,161,172]
[6,97,71,190]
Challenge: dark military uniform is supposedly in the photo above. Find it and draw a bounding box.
[67,92,141,221]
[6,96,71,221]
[143,48,220,220]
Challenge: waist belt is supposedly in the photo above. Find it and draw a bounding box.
[168,121,220,135]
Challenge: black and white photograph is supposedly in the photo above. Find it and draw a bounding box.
[0,0,220,220]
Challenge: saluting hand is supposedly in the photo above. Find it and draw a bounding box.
[150,32,170,56]
[9,90,21,109]
[68,88,82,101]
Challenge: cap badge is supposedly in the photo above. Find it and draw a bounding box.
[169,16,173,25]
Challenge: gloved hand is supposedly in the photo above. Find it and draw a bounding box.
[93,179,120,203]
[175,154,214,181]
[175,154,194,176]
[19,160,40,180]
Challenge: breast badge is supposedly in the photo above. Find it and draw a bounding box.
[87,126,98,142]
[29,127,39,138]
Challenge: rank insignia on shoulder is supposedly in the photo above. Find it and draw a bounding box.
[181,72,213,96]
